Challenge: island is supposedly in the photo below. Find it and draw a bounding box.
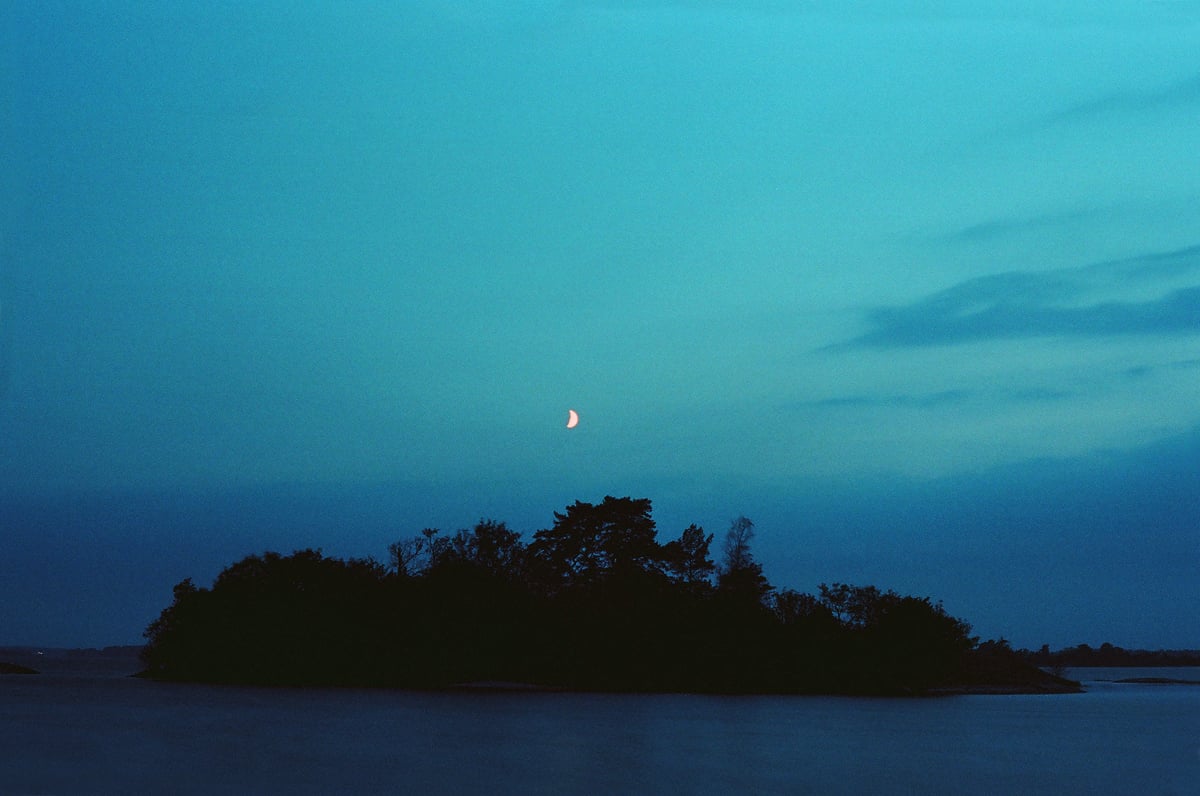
[0,661,39,675]
[139,496,1079,695]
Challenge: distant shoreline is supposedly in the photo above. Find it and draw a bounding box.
[12,649,1200,697]
[13,647,1200,695]
[35,645,1200,695]
[0,646,143,678]
[0,661,39,675]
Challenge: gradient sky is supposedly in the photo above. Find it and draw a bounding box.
[2,1,1198,649]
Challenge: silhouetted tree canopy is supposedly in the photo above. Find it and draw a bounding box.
[716,516,772,605]
[141,496,1073,695]
[1020,642,1200,668]
[528,496,664,589]
[662,523,715,590]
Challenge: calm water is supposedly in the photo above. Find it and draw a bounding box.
[1,667,1197,794]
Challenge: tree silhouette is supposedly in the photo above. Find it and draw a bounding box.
[140,495,1072,695]
[773,588,835,628]
[818,583,885,627]
[388,529,438,577]
[716,516,771,604]
[142,550,391,685]
[528,496,664,589]
[662,523,715,590]
[456,519,526,578]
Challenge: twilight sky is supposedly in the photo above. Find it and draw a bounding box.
[2,1,1198,649]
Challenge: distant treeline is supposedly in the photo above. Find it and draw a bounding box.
[141,496,1072,695]
[1021,643,1200,668]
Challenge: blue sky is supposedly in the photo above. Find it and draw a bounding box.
[2,1,1198,649]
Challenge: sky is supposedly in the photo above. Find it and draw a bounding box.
[2,1,1198,650]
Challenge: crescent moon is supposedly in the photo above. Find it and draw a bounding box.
[566,409,579,429]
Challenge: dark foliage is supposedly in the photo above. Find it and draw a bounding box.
[527,496,664,590]
[1021,642,1200,668]
[141,496,1060,694]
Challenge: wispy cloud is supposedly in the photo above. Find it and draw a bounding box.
[840,244,1200,348]
[1122,357,1200,379]
[1049,73,1200,123]
[1100,243,1200,280]
[948,207,1102,243]
[799,389,972,410]
[788,386,1074,412]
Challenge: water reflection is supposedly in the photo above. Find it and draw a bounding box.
[1,673,1197,794]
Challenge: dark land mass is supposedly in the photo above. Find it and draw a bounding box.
[138,496,1080,695]
[0,661,39,675]
[0,646,144,677]
[1113,677,1200,685]
[1020,643,1200,668]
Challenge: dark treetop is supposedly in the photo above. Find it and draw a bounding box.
[140,496,1077,695]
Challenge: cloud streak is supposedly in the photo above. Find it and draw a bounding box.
[842,245,1200,348]
[1122,356,1200,379]
[799,389,970,410]
[947,207,1103,243]
[1049,73,1200,124]
[786,386,1075,414]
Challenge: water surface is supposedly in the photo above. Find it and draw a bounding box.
[2,670,1196,794]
